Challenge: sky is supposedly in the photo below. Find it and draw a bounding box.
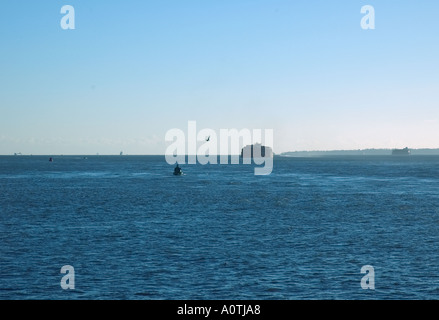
[0,0,438,155]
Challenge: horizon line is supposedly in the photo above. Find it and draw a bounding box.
[4,147,439,157]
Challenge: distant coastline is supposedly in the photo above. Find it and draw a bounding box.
[5,148,439,157]
[280,148,439,157]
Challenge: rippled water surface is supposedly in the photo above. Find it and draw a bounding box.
[1,155,439,299]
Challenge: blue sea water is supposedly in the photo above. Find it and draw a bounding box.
[1,155,439,300]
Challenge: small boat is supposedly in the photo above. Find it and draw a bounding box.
[173,164,183,176]
[49,157,54,162]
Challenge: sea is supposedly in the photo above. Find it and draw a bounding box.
[1,155,439,300]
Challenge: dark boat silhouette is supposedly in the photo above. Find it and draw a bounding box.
[173,164,183,176]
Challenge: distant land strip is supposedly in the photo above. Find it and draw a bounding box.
[280,148,439,156]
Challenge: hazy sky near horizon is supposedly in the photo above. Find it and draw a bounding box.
[1,1,438,155]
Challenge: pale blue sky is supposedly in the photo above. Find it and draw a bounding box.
[1,1,438,154]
